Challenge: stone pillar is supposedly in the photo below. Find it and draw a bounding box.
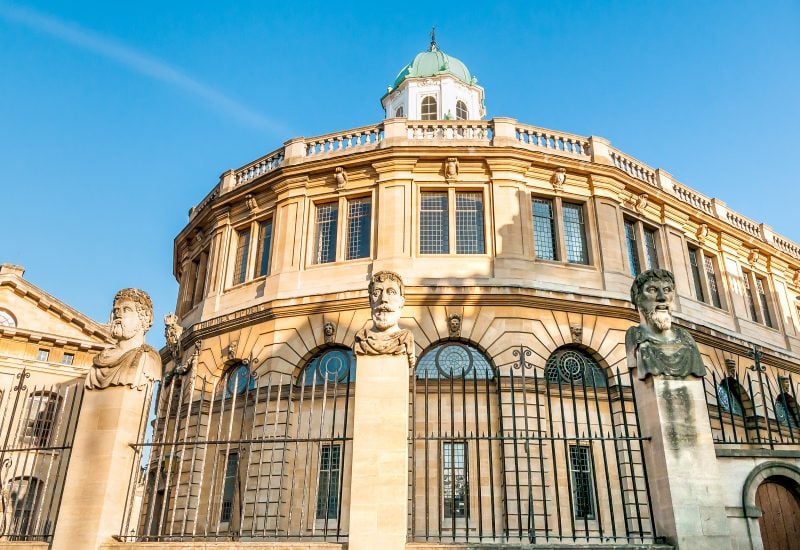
[347,354,409,550]
[634,376,732,549]
[51,384,153,550]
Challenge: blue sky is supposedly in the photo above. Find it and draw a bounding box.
[1,1,798,347]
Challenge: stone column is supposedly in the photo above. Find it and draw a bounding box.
[347,354,409,550]
[51,384,153,550]
[634,376,732,549]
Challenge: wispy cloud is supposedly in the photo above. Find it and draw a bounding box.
[0,2,284,133]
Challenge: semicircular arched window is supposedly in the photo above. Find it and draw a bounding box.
[775,393,800,428]
[717,378,745,416]
[0,309,16,327]
[302,347,356,386]
[544,348,607,388]
[220,362,255,398]
[421,96,437,120]
[416,341,494,380]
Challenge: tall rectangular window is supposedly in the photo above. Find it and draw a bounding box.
[532,198,556,260]
[315,202,339,264]
[455,192,485,254]
[442,441,468,519]
[254,219,273,277]
[755,276,774,328]
[644,228,659,270]
[316,444,342,519]
[569,445,596,519]
[703,256,722,308]
[624,220,640,276]
[420,192,449,254]
[233,228,251,285]
[743,273,758,322]
[346,198,372,260]
[688,247,705,302]
[220,452,238,523]
[562,202,588,264]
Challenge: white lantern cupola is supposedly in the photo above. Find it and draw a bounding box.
[381,32,485,121]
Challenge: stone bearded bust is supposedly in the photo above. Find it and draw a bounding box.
[354,271,415,367]
[625,269,705,380]
[85,288,161,390]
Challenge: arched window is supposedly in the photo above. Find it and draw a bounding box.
[0,309,15,327]
[776,393,800,428]
[302,347,356,386]
[717,378,746,416]
[455,100,468,120]
[420,96,437,120]
[545,347,607,388]
[19,392,61,447]
[395,105,404,117]
[416,341,494,380]
[9,477,41,537]
[219,362,254,398]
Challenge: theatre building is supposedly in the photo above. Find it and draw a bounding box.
[4,42,800,549]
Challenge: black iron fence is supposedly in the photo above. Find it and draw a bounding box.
[409,343,656,544]
[0,369,83,542]
[705,350,800,448]
[121,350,354,542]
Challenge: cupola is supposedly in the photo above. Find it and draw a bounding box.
[381,31,485,121]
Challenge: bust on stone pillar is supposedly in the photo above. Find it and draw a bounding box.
[354,271,415,367]
[625,269,705,380]
[85,288,161,390]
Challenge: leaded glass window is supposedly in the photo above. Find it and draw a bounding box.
[420,192,449,254]
[544,348,607,387]
[743,273,758,322]
[316,444,342,519]
[562,202,588,264]
[303,348,356,386]
[220,452,238,523]
[421,96,437,120]
[532,198,556,260]
[688,247,705,302]
[233,228,250,284]
[624,220,640,276]
[755,277,773,328]
[455,100,468,120]
[569,446,596,519]
[315,202,339,264]
[416,342,494,380]
[717,379,745,416]
[704,255,722,308]
[455,192,484,254]
[346,197,371,260]
[644,227,659,270]
[443,442,468,519]
[254,219,272,277]
[221,363,254,398]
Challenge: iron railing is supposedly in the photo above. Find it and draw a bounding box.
[0,369,83,542]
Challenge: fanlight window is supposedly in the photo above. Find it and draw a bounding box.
[775,393,800,428]
[544,348,607,388]
[302,347,356,386]
[416,342,494,380]
[421,96,437,120]
[716,378,745,416]
[0,309,15,327]
[220,362,254,398]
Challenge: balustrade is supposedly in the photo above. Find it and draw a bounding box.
[515,124,591,157]
[235,149,284,186]
[725,211,761,239]
[672,183,713,215]
[305,124,383,157]
[609,150,658,187]
[406,120,493,141]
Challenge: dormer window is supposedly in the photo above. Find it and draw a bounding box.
[395,106,404,117]
[455,100,468,120]
[421,96,437,120]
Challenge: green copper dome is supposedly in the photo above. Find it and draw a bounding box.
[392,46,476,89]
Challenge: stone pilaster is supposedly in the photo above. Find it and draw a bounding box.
[347,354,409,550]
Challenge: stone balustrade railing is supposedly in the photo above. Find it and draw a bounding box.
[406,120,493,141]
[608,148,658,187]
[207,117,799,266]
[305,123,383,158]
[515,123,591,158]
[672,182,714,215]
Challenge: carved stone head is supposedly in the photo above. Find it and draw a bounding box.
[323,321,335,343]
[110,288,153,341]
[630,269,676,334]
[448,314,462,337]
[368,271,405,333]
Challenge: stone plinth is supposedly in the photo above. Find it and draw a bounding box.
[347,354,409,550]
[634,376,732,549]
[51,385,153,550]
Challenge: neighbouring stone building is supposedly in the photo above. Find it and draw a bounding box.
[3,42,800,550]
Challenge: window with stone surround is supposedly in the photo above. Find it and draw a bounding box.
[569,445,596,520]
[455,100,468,120]
[311,196,372,265]
[346,197,372,260]
[623,218,660,277]
[686,245,724,309]
[395,105,404,117]
[531,195,590,265]
[254,219,273,278]
[36,349,49,362]
[316,444,342,520]
[314,202,339,264]
[61,353,74,366]
[742,269,775,328]
[233,228,251,284]
[420,189,486,255]
[421,96,437,120]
